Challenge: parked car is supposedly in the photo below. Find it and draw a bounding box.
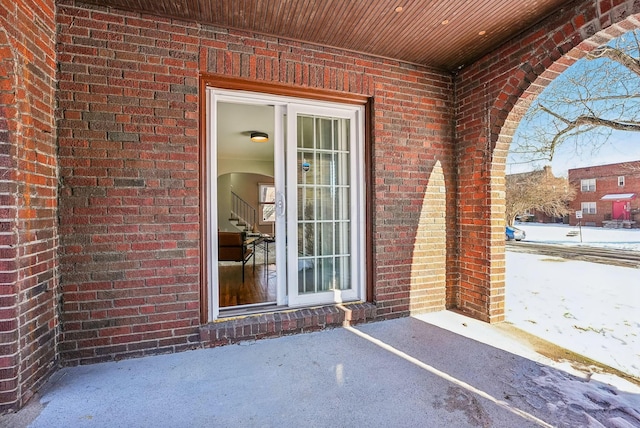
[506,226,526,241]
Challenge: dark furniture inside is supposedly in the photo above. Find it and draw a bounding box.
[218,231,253,282]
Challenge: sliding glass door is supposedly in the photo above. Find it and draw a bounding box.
[286,105,361,306]
[206,88,364,320]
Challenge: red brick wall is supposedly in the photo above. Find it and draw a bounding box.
[455,0,639,322]
[568,161,640,226]
[56,0,455,364]
[0,0,58,413]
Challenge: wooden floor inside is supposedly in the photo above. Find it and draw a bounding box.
[218,263,277,307]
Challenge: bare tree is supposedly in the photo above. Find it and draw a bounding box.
[505,167,576,226]
[510,30,640,167]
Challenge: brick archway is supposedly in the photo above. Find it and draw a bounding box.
[454,1,640,322]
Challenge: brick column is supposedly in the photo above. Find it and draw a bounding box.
[0,0,59,413]
[0,43,20,409]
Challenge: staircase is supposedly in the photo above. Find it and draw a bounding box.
[229,191,257,232]
[603,213,635,229]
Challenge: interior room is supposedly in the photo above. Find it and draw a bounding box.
[216,102,276,310]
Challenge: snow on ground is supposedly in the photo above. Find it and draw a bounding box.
[419,311,640,427]
[513,222,640,252]
[506,252,639,378]
[506,223,640,380]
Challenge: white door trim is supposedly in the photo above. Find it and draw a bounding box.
[205,88,365,321]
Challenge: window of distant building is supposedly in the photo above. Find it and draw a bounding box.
[580,178,596,192]
[618,176,625,187]
[581,202,596,214]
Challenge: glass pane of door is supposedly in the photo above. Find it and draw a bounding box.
[213,99,279,311]
[286,105,359,306]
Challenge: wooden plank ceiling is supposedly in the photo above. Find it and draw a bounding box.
[79,0,569,71]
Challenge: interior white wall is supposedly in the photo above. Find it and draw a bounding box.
[217,158,274,177]
[217,173,233,231]
[217,163,274,234]
[217,157,274,232]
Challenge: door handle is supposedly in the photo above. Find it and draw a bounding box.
[276,191,286,217]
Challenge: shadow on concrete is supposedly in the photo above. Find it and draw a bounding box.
[2,311,639,427]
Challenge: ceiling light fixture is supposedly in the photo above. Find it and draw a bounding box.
[395,6,403,12]
[250,131,269,143]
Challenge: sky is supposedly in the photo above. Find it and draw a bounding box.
[507,116,640,178]
[507,98,640,177]
[506,32,640,177]
[544,131,640,177]
[507,130,640,179]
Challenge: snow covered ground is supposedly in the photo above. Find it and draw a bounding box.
[506,223,640,380]
[512,222,640,252]
[419,311,640,427]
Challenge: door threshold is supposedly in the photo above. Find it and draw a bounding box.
[200,302,377,346]
[219,303,284,318]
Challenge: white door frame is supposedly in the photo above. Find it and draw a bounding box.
[205,88,365,322]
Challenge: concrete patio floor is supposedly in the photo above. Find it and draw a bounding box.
[2,311,639,428]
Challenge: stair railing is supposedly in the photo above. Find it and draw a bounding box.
[230,191,257,232]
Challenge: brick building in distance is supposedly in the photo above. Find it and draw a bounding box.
[568,161,640,228]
